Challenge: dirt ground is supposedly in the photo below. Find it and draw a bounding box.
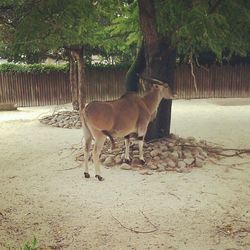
[0,98,250,250]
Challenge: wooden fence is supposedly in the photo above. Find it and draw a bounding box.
[0,64,250,107]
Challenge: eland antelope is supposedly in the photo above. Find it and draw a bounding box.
[80,78,175,181]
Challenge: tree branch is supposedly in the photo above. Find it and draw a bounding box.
[208,0,223,14]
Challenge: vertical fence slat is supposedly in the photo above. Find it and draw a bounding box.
[0,65,250,107]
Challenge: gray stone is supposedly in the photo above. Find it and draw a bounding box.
[100,154,106,162]
[195,158,204,168]
[184,158,195,165]
[103,156,114,166]
[187,136,196,141]
[133,150,139,155]
[157,165,166,172]
[160,162,167,167]
[160,146,168,152]
[139,170,153,175]
[169,151,179,161]
[166,159,176,168]
[148,164,158,170]
[150,149,161,157]
[120,163,132,170]
[177,150,183,158]
[131,158,141,166]
[177,161,186,169]
[114,155,122,164]
[160,152,169,159]
[153,156,161,161]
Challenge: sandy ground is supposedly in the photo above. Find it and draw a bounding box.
[0,98,250,250]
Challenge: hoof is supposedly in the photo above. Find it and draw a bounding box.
[84,172,90,178]
[95,175,104,181]
[139,159,146,165]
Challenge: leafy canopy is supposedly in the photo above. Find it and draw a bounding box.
[1,0,250,64]
[109,0,250,63]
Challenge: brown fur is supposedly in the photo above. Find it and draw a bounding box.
[81,84,174,180]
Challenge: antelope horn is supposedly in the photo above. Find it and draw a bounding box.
[137,74,168,86]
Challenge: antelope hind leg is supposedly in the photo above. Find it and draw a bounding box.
[92,132,106,181]
[83,123,93,178]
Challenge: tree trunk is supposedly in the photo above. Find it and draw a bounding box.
[138,0,176,140]
[77,47,86,111]
[145,47,176,140]
[69,52,79,110]
[125,42,146,92]
[72,47,86,111]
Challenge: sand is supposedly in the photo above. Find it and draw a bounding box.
[0,98,250,250]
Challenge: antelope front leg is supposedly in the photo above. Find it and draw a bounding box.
[138,136,145,165]
[124,137,131,164]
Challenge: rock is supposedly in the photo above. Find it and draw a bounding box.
[120,163,132,170]
[195,158,204,168]
[114,155,122,164]
[184,157,195,165]
[169,151,179,161]
[177,167,190,173]
[199,139,207,145]
[169,133,178,139]
[200,151,208,158]
[139,170,153,175]
[133,150,139,155]
[120,153,125,160]
[153,156,161,161]
[183,151,192,158]
[59,122,64,128]
[177,161,186,169]
[150,149,161,157]
[133,154,140,159]
[196,154,206,161]
[131,158,142,166]
[100,154,106,162]
[177,150,183,158]
[160,145,168,152]
[156,165,166,172]
[166,159,176,168]
[148,164,158,170]
[103,156,114,166]
[160,162,167,167]
[76,122,82,128]
[191,148,199,156]
[187,136,196,141]
[160,151,169,159]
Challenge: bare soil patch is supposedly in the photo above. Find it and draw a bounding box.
[0,99,250,250]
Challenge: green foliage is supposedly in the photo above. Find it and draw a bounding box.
[155,0,250,62]
[1,0,250,65]
[0,63,69,73]
[0,62,129,73]
[22,237,37,250]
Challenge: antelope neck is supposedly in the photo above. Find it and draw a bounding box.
[142,88,161,115]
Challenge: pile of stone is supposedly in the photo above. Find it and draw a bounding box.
[76,134,220,175]
[40,111,222,174]
[39,111,82,129]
